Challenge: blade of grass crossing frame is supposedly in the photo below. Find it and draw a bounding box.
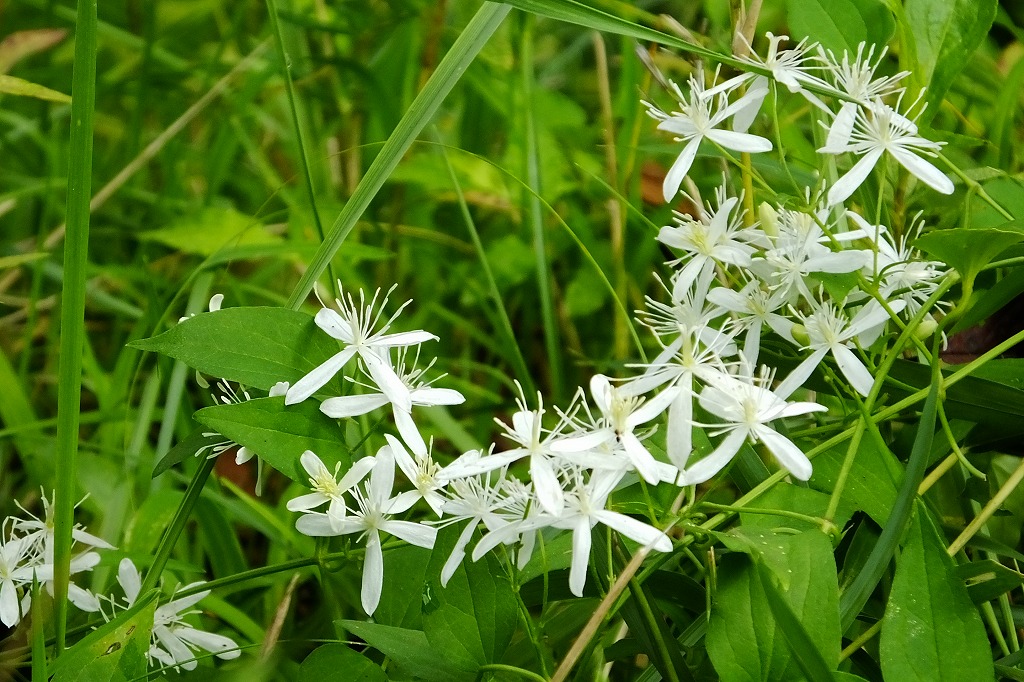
[436,132,536,398]
[838,359,941,630]
[53,0,98,652]
[520,14,564,398]
[286,3,511,309]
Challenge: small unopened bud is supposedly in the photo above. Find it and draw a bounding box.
[759,202,779,238]
[913,315,938,340]
[790,323,809,345]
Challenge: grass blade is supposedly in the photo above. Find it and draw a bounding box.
[52,0,98,652]
[838,365,940,630]
[286,3,511,309]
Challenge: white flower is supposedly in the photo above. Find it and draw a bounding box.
[775,298,905,398]
[682,370,826,484]
[645,70,773,202]
[435,467,516,586]
[385,434,460,518]
[553,375,679,485]
[295,444,437,615]
[707,279,793,366]
[319,349,464,455]
[549,469,671,597]
[115,559,240,671]
[821,97,953,206]
[286,450,376,527]
[0,534,34,627]
[285,285,438,407]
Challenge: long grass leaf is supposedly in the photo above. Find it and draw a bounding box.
[52,0,98,652]
[286,3,511,309]
[838,367,940,630]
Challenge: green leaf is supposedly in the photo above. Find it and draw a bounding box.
[194,397,351,483]
[915,221,1024,287]
[880,505,992,680]
[421,525,519,671]
[298,643,387,682]
[808,425,902,526]
[151,427,226,477]
[957,559,1024,604]
[50,591,157,682]
[903,0,998,120]
[708,529,841,681]
[741,482,855,532]
[786,0,867,56]
[952,267,1024,333]
[340,621,475,682]
[0,73,71,102]
[130,307,338,392]
[839,378,939,630]
[139,205,280,257]
[374,544,432,629]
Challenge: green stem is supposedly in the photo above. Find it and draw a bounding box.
[140,456,217,595]
[937,152,1013,221]
[476,664,548,682]
[52,0,98,652]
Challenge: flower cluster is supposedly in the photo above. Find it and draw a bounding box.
[0,495,110,629]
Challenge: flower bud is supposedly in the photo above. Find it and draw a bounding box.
[790,323,809,345]
[758,202,779,238]
[913,314,938,340]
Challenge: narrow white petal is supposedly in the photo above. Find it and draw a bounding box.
[384,434,419,484]
[1,580,20,627]
[382,520,437,549]
[755,426,813,480]
[370,444,396,504]
[68,584,101,612]
[666,386,693,471]
[362,532,384,615]
[663,137,701,202]
[832,345,875,397]
[550,428,615,454]
[363,353,413,412]
[394,408,427,457]
[594,511,672,553]
[337,456,377,490]
[627,385,680,427]
[300,450,329,479]
[681,429,747,485]
[319,393,389,418]
[441,523,478,587]
[296,513,343,537]
[826,148,884,206]
[822,103,859,152]
[621,432,664,484]
[285,348,356,405]
[287,492,329,513]
[371,330,438,348]
[118,559,141,605]
[890,146,953,194]
[314,308,353,342]
[706,129,773,153]
[411,387,465,407]
[569,518,592,597]
[774,348,829,400]
[175,627,240,659]
[531,458,564,514]
[155,626,196,670]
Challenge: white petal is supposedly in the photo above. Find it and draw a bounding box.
[319,393,389,418]
[299,450,329,479]
[663,137,702,203]
[531,458,564,514]
[411,387,465,407]
[755,426,813,480]
[394,408,427,457]
[361,532,384,615]
[594,510,672,553]
[774,348,829,400]
[550,428,615,454]
[822,102,858,153]
[296,513,343,537]
[569,517,592,597]
[285,347,356,405]
[269,381,290,397]
[826,148,884,206]
[681,429,747,485]
[1,580,20,627]
[338,456,377,490]
[371,330,438,348]
[118,559,141,605]
[384,434,419,484]
[315,307,353,342]
[382,520,437,549]
[627,385,679,427]
[155,626,196,670]
[369,444,396,505]
[706,129,773,153]
[441,523,478,587]
[890,146,953,195]
[175,627,240,659]
[363,352,413,412]
[832,345,874,397]
[68,584,101,612]
[287,492,329,513]
[666,385,693,471]
[620,432,664,485]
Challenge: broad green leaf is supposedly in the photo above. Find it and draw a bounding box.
[421,525,519,671]
[786,0,867,56]
[808,425,902,526]
[708,529,841,681]
[152,427,226,477]
[880,505,992,680]
[903,0,998,120]
[130,307,338,392]
[850,0,896,48]
[194,397,351,482]
[139,206,279,257]
[374,544,432,629]
[741,482,855,533]
[298,643,387,682]
[0,73,70,102]
[50,591,156,682]
[340,621,475,682]
[915,221,1024,287]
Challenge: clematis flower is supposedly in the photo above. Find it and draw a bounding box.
[820,97,953,206]
[645,70,773,202]
[0,534,34,628]
[319,349,464,456]
[285,285,437,408]
[286,450,376,529]
[295,444,437,615]
[681,370,826,484]
[115,559,240,672]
